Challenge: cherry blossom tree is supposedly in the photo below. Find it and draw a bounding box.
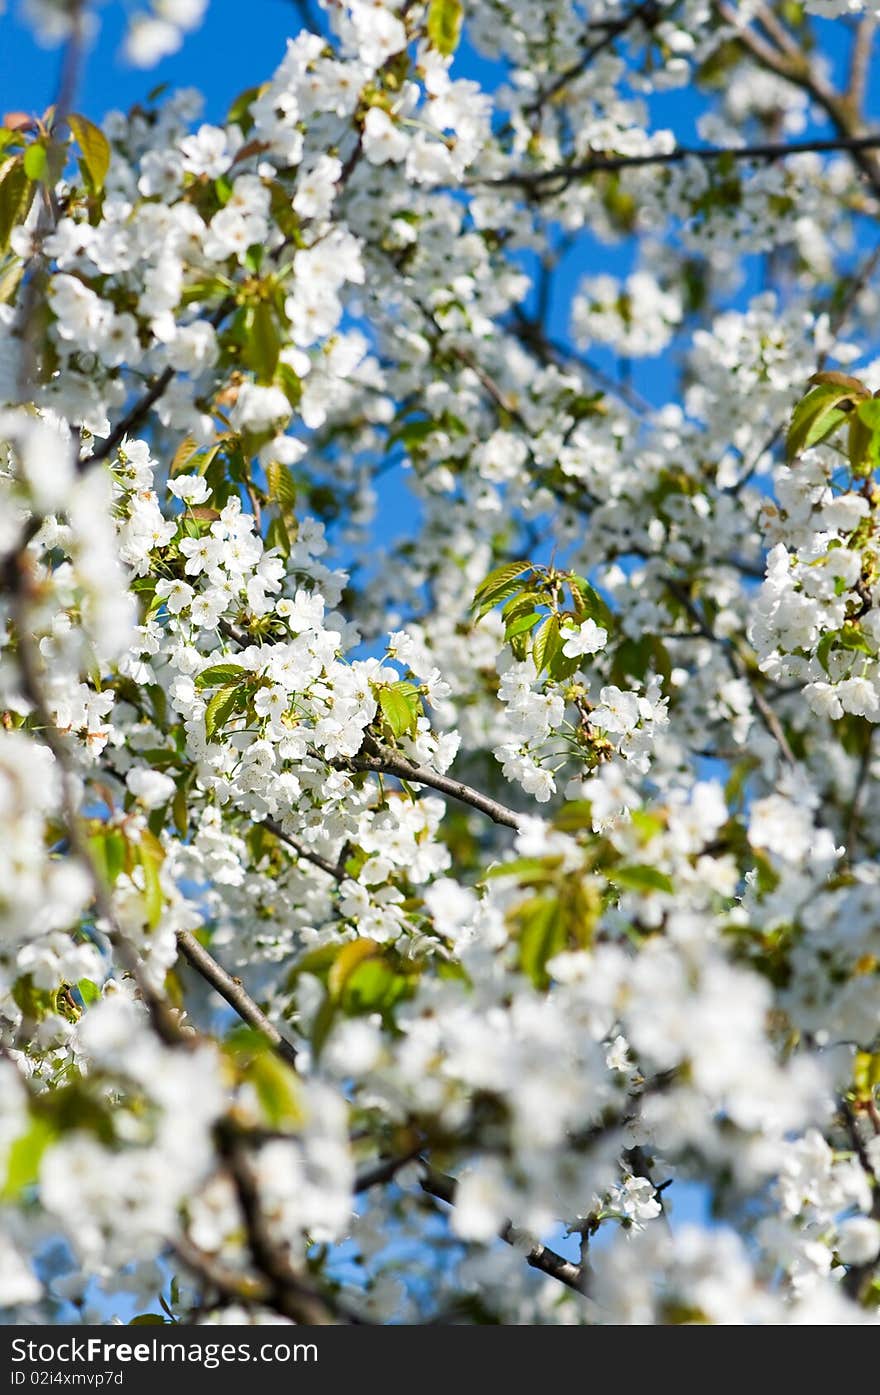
[4,0,880,1325]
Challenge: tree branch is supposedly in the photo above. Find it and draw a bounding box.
[261,817,348,880]
[470,131,880,193]
[219,1126,353,1324]
[172,1233,273,1308]
[524,0,666,115]
[664,578,796,766]
[347,739,523,830]
[419,1165,587,1294]
[847,15,876,113]
[176,929,299,1068]
[715,0,880,200]
[5,544,185,1048]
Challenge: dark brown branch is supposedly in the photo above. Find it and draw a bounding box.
[172,1234,272,1308]
[470,132,880,193]
[839,1098,880,1299]
[85,300,231,467]
[85,368,175,466]
[355,1141,425,1193]
[261,817,348,880]
[347,739,522,830]
[213,618,522,830]
[177,929,299,1068]
[220,1129,352,1324]
[525,0,666,115]
[715,0,880,201]
[420,1165,586,1294]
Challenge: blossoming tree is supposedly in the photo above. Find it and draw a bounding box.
[5,0,880,1326]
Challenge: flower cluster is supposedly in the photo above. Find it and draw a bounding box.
[4,0,880,1330]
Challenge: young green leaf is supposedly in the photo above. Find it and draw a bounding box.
[849,397,880,476]
[611,864,674,894]
[473,561,532,611]
[137,834,165,930]
[378,684,419,738]
[22,142,47,182]
[68,113,111,193]
[204,683,240,741]
[249,301,281,383]
[266,458,297,511]
[427,0,464,56]
[532,614,563,673]
[195,663,247,689]
[0,161,29,252]
[786,381,867,462]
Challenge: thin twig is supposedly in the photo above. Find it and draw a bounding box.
[664,579,796,766]
[843,727,874,861]
[524,0,666,115]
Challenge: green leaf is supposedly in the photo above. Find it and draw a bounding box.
[22,143,47,182]
[427,0,464,56]
[341,958,407,1013]
[378,683,420,738]
[386,417,437,453]
[2,1116,54,1199]
[266,514,291,556]
[0,161,29,253]
[517,897,565,989]
[205,683,239,741]
[838,623,873,655]
[786,380,867,462]
[246,1049,303,1129]
[88,828,126,887]
[275,361,302,408]
[76,978,101,1006]
[172,785,189,838]
[569,575,613,631]
[612,864,674,894]
[129,1315,168,1326]
[532,614,562,673]
[170,434,198,476]
[137,832,165,930]
[249,301,281,384]
[849,397,880,476]
[473,560,531,606]
[0,255,24,305]
[228,84,262,128]
[475,581,532,622]
[68,114,111,193]
[195,442,224,477]
[328,938,383,999]
[266,459,297,511]
[487,855,558,883]
[504,610,542,640]
[195,663,247,689]
[147,683,167,727]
